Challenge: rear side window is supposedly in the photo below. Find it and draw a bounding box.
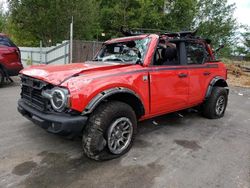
[0,36,16,47]
[185,42,207,65]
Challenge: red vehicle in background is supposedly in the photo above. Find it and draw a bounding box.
[0,33,23,86]
[18,30,229,161]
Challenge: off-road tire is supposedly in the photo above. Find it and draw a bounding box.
[201,86,228,119]
[0,69,5,87]
[82,101,137,161]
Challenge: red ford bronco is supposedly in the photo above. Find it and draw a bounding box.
[0,33,23,86]
[18,30,228,160]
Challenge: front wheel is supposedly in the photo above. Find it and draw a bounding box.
[82,101,137,161]
[201,87,228,119]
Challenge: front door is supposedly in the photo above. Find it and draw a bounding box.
[149,67,189,115]
[149,42,189,115]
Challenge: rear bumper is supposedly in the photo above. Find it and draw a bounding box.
[18,99,88,136]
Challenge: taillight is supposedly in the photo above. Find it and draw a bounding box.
[15,48,21,60]
[3,48,21,62]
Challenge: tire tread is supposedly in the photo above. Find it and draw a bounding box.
[82,101,137,161]
[202,86,228,119]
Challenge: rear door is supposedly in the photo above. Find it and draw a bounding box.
[185,41,213,106]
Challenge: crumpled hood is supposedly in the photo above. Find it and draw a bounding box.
[20,61,132,85]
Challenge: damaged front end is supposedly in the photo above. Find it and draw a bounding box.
[18,75,88,137]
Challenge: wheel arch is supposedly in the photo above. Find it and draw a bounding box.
[82,87,145,119]
[205,76,229,99]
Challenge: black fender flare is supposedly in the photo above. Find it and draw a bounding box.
[205,76,229,99]
[82,87,145,117]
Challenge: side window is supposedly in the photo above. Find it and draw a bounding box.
[0,36,16,47]
[153,42,179,66]
[186,42,207,65]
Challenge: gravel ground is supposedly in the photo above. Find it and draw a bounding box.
[0,80,250,188]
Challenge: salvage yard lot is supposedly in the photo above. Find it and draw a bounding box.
[0,79,250,188]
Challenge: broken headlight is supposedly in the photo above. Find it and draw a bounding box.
[42,87,69,112]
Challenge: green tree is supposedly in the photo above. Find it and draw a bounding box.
[164,0,197,31]
[138,0,165,30]
[8,0,99,46]
[242,31,250,57]
[5,0,240,57]
[194,0,237,56]
[99,0,141,39]
[99,0,197,37]
[0,3,7,32]
[235,29,250,57]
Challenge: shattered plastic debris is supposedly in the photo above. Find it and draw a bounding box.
[152,121,158,125]
[177,113,184,118]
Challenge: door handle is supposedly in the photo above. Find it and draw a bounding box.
[203,72,211,76]
[178,73,188,78]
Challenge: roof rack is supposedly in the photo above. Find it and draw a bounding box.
[120,27,198,39]
[162,30,197,38]
[120,27,168,36]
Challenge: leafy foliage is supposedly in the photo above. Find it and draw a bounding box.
[164,0,197,31]
[99,0,142,39]
[7,0,99,46]
[0,3,7,32]
[242,32,250,57]
[194,0,238,56]
[234,28,250,57]
[2,0,246,57]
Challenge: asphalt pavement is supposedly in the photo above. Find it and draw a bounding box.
[0,79,250,188]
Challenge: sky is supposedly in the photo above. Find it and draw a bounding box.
[0,0,7,11]
[228,0,250,26]
[0,0,250,26]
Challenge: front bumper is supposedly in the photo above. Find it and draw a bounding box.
[18,99,88,136]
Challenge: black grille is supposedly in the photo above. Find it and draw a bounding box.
[21,76,48,111]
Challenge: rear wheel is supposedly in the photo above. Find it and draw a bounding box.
[201,87,228,119]
[82,101,137,161]
[0,69,5,87]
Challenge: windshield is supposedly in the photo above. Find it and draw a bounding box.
[94,37,150,64]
